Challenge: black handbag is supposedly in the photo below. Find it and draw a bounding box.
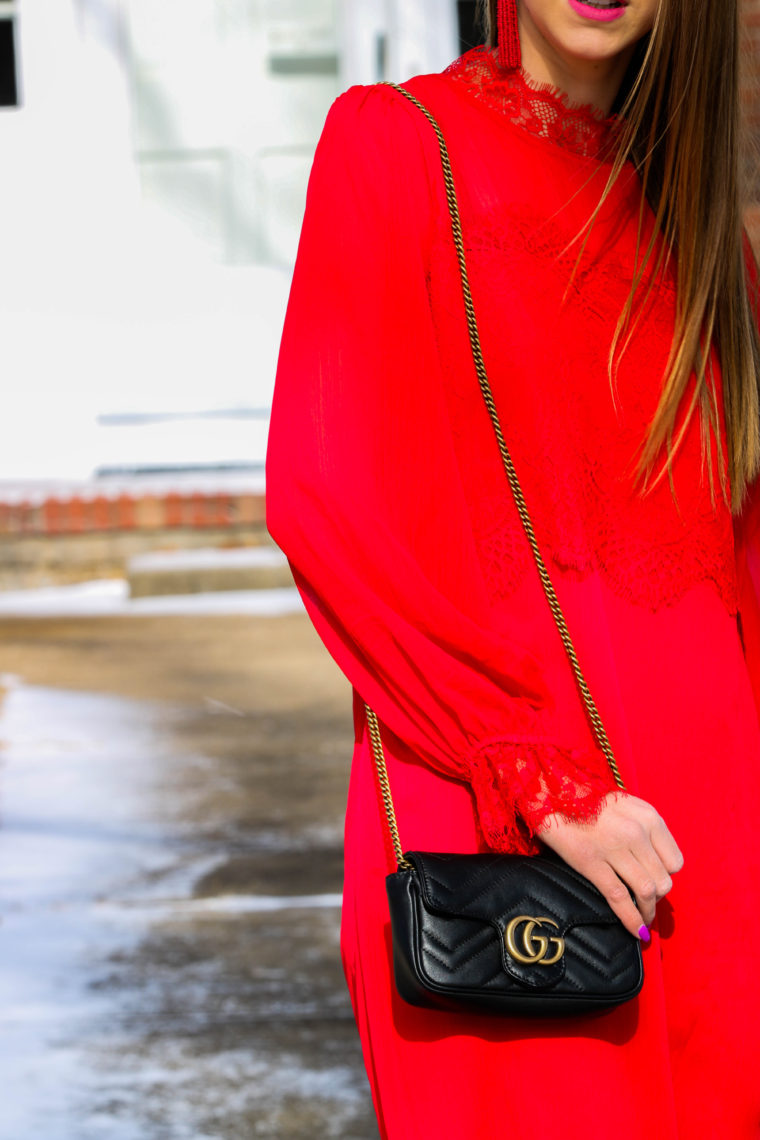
[363,84,644,1017]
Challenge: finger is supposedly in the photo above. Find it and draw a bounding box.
[611,819,674,904]
[623,801,684,874]
[585,861,650,941]
[609,815,676,902]
[648,816,684,875]
[628,841,674,903]
[607,851,662,927]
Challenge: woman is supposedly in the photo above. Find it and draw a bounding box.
[267,0,760,1136]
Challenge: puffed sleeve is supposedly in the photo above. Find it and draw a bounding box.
[266,84,617,854]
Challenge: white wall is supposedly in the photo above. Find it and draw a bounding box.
[340,0,458,87]
[0,0,458,484]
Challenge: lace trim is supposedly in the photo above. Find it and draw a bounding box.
[468,738,620,855]
[444,45,620,161]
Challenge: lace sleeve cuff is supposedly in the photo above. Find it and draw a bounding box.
[467,737,621,854]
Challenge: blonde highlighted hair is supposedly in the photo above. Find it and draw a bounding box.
[479,0,760,513]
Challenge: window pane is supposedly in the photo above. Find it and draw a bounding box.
[0,18,19,108]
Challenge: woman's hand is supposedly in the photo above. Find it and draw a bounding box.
[536,793,684,940]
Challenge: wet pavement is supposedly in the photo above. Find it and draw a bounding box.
[0,613,379,1139]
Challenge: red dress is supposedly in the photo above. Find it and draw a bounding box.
[267,47,760,1139]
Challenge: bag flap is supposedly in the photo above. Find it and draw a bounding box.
[405,851,619,931]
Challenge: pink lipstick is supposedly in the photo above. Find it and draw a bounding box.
[568,0,627,21]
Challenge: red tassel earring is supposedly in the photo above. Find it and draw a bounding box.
[497,0,521,69]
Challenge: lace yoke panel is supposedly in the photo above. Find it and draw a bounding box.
[444,45,620,161]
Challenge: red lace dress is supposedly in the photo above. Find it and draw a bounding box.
[266,47,760,1140]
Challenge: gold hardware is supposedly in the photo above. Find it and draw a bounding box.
[366,85,628,874]
[505,916,565,966]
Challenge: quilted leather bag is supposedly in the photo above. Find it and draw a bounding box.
[384,851,643,1016]
[363,85,644,1017]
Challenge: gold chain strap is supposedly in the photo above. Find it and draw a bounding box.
[365,83,626,870]
[365,705,412,870]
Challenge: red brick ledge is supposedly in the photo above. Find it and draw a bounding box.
[0,492,266,537]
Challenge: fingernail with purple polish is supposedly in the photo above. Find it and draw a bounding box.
[638,924,651,943]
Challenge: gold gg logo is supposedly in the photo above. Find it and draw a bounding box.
[505,916,565,966]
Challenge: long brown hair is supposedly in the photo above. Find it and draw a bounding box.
[479,0,760,513]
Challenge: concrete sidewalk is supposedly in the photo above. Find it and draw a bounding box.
[0,612,378,1139]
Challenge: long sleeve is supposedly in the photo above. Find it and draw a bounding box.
[265,84,617,853]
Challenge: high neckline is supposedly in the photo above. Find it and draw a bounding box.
[444,46,621,161]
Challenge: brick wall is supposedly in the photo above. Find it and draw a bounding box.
[0,490,270,589]
[745,0,760,96]
[0,491,265,538]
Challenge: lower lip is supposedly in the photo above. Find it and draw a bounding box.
[568,0,627,21]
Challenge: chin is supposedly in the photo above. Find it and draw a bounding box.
[554,30,634,64]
